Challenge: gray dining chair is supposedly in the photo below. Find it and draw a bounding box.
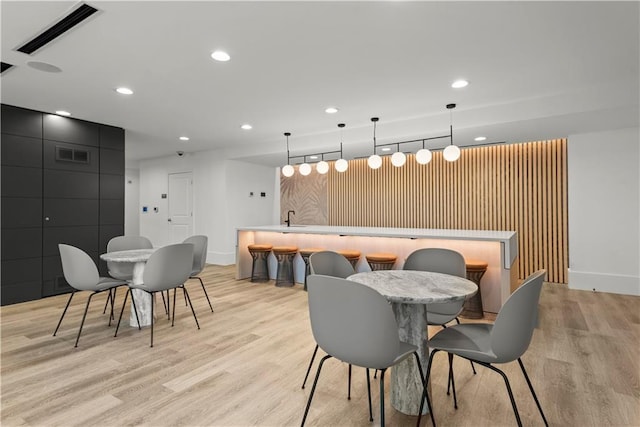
[417,270,549,427]
[404,247,476,403]
[104,235,154,313]
[183,235,213,312]
[114,243,198,347]
[302,275,435,427]
[54,244,137,347]
[302,251,357,394]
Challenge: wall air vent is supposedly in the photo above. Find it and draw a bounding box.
[1,62,15,73]
[16,3,99,55]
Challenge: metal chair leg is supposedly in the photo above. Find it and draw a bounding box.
[348,364,352,400]
[150,291,154,347]
[454,318,476,375]
[448,352,458,409]
[196,276,214,312]
[417,349,439,427]
[102,288,112,314]
[366,368,373,422]
[484,362,522,427]
[301,344,319,389]
[518,358,549,426]
[114,288,129,337]
[74,291,98,347]
[413,352,436,427]
[53,291,75,336]
[301,354,332,427]
[183,286,200,329]
[379,368,386,427]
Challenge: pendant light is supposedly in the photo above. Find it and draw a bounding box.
[391,151,406,167]
[442,103,461,162]
[316,160,329,174]
[367,117,382,169]
[335,123,349,173]
[281,132,295,177]
[299,162,312,176]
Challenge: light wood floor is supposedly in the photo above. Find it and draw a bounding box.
[1,265,638,426]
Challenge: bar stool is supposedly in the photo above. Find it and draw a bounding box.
[247,244,273,282]
[460,259,488,318]
[366,252,397,271]
[336,249,361,269]
[299,247,324,291]
[272,246,298,287]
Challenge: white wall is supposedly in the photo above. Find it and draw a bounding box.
[567,127,640,295]
[137,151,276,265]
[124,168,140,236]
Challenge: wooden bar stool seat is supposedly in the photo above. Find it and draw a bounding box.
[366,252,397,271]
[272,246,298,287]
[299,248,324,291]
[461,259,488,319]
[247,244,272,282]
[336,249,361,269]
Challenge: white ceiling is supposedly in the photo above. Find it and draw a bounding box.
[1,1,638,167]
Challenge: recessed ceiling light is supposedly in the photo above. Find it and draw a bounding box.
[27,61,62,73]
[116,87,133,95]
[179,136,190,141]
[211,50,231,62]
[55,110,71,116]
[451,79,469,89]
[325,107,339,114]
[241,124,252,130]
[474,136,487,141]
[309,156,318,160]
[381,147,391,152]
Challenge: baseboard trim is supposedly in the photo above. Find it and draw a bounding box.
[205,251,235,266]
[568,269,640,296]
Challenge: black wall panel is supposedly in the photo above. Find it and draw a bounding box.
[2,258,42,285]
[100,199,124,225]
[1,228,42,260]
[0,105,42,138]
[43,199,98,227]
[44,170,99,199]
[1,134,42,167]
[100,174,124,199]
[1,198,42,228]
[42,255,72,297]
[100,148,125,175]
[1,166,42,198]
[43,226,99,257]
[2,283,42,305]
[43,114,99,146]
[99,225,125,252]
[100,125,124,150]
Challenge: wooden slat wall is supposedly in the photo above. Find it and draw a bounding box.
[327,139,568,283]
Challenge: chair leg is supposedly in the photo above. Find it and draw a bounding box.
[114,288,129,337]
[172,288,178,327]
[454,318,476,375]
[379,368,386,427]
[161,291,169,316]
[448,353,458,409]
[102,288,112,314]
[301,344,319,389]
[413,352,436,427]
[150,292,154,347]
[301,354,332,427]
[183,286,200,329]
[518,358,549,427]
[417,349,439,427]
[366,368,373,422]
[196,276,214,312]
[348,363,352,400]
[53,291,75,336]
[74,291,98,347]
[484,362,522,427]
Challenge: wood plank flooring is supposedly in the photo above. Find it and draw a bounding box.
[1,265,638,426]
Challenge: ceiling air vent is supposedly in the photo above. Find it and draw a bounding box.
[16,3,99,55]
[1,62,15,74]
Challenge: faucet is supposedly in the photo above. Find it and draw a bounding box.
[285,210,295,227]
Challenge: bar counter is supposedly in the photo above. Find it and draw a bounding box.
[236,225,518,313]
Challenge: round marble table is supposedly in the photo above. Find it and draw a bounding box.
[100,249,155,327]
[347,270,477,416]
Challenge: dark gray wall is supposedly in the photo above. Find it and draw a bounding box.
[1,104,125,305]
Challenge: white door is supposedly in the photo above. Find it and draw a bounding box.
[168,172,193,243]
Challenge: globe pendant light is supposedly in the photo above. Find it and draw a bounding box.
[415,148,432,165]
[443,103,461,162]
[282,132,295,177]
[391,151,406,167]
[299,162,312,176]
[316,160,329,174]
[367,117,382,169]
[335,123,348,173]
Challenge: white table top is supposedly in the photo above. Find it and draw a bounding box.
[348,270,477,304]
[100,249,155,263]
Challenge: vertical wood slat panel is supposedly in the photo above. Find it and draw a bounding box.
[323,139,567,283]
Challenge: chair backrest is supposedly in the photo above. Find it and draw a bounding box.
[58,244,100,291]
[403,248,466,278]
[307,275,401,369]
[490,270,546,363]
[403,248,467,319]
[106,236,153,280]
[183,235,208,276]
[142,243,194,292]
[309,251,355,278]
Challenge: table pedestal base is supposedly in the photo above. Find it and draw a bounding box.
[390,303,430,415]
[129,262,155,327]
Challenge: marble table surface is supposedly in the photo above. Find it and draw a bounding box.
[100,249,155,263]
[347,270,477,416]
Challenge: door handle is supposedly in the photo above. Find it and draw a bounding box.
[44,217,50,221]
[167,218,172,222]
